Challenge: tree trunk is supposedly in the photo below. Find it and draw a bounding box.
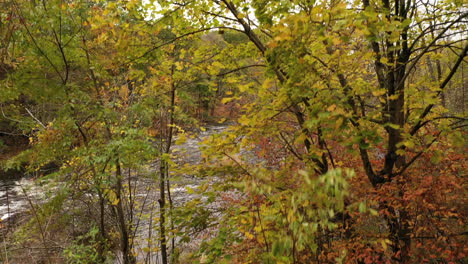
[115,160,136,264]
[159,159,169,264]
[158,65,177,264]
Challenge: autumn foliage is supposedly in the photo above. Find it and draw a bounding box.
[0,0,466,263]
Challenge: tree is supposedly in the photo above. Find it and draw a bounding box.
[155,0,467,262]
[0,0,465,263]
[1,0,158,262]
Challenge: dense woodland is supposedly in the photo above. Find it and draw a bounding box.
[0,0,466,263]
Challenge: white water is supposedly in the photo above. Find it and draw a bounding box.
[0,178,34,221]
[0,177,59,223]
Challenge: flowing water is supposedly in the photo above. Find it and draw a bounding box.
[0,178,43,222]
[124,124,228,264]
[0,125,228,263]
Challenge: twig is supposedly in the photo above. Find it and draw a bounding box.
[217,64,267,77]
[223,152,252,177]
[20,184,51,264]
[24,107,46,129]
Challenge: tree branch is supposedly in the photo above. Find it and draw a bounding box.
[217,64,266,77]
[24,107,46,129]
[410,44,468,136]
[124,27,244,66]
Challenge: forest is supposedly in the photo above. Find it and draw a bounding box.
[0,0,466,263]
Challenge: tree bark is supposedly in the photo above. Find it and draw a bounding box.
[115,160,136,264]
[159,159,168,264]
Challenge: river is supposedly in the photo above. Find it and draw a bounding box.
[0,124,229,263]
[0,178,45,223]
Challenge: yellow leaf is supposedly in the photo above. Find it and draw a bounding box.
[218,117,226,124]
[403,140,415,148]
[238,84,250,92]
[396,149,406,155]
[244,231,254,239]
[332,37,341,45]
[275,32,292,41]
[221,97,234,104]
[175,62,183,70]
[372,89,386,96]
[175,134,187,145]
[380,239,388,250]
[267,41,278,48]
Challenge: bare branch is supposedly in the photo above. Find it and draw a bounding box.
[24,107,46,129]
[410,44,468,135]
[124,27,244,66]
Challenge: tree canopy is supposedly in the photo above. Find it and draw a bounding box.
[0,0,466,263]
